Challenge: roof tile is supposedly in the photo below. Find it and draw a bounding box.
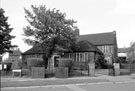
[78,32,115,45]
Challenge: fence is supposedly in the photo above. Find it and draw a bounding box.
[130,60,135,73]
[120,63,131,75]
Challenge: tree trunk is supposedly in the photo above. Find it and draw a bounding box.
[43,55,48,69]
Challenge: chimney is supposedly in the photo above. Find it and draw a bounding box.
[113,30,116,35]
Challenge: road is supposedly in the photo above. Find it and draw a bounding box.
[1,81,135,91]
[1,78,108,88]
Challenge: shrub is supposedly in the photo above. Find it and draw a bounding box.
[27,59,45,70]
[95,56,108,69]
[73,62,88,70]
[107,64,114,69]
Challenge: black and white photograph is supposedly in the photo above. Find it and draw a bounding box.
[0,0,135,91]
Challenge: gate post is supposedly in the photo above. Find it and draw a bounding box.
[88,53,95,77]
[113,63,120,76]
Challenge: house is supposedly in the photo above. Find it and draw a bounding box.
[118,47,130,63]
[22,45,68,69]
[2,48,22,63]
[1,48,22,70]
[78,31,118,64]
[22,31,117,69]
[22,40,103,70]
[61,40,103,67]
[128,42,135,61]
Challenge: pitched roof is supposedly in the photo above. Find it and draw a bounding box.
[9,50,21,56]
[78,31,116,46]
[22,46,43,55]
[22,41,103,55]
[22,45,68,55]
[118,47,130,53]
[77,40,103,54]
[23,31,116,55]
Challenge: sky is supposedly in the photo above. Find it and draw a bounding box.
[1,0,135,52]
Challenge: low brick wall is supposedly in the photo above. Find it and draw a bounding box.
[21,69,31,77]
[0,70,12,76]
[31,67,45,78]
[95,68,131,76]
[95,69,109,75]
[120,63,130,69]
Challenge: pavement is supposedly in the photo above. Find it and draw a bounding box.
[2,81,135,91]
[1,74,135,91]
[1,74,135,88]
[1,76,109,88]
[2,73,134,82]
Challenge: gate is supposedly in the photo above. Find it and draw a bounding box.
[120,63,130,75]
[69,62,89,77]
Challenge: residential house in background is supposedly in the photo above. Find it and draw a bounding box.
[2,48,22,63]
[1,48,22,70]
[128,42,135,61]
[78,31,118,64]
[118,47,129,63]
[22,45,44,68]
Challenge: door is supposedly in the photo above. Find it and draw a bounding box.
[54,56,60,67]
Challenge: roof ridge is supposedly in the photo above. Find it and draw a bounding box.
[80,31,114,36]
[78,31,116,45]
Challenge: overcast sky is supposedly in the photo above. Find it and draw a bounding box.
[1,0,135,52]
